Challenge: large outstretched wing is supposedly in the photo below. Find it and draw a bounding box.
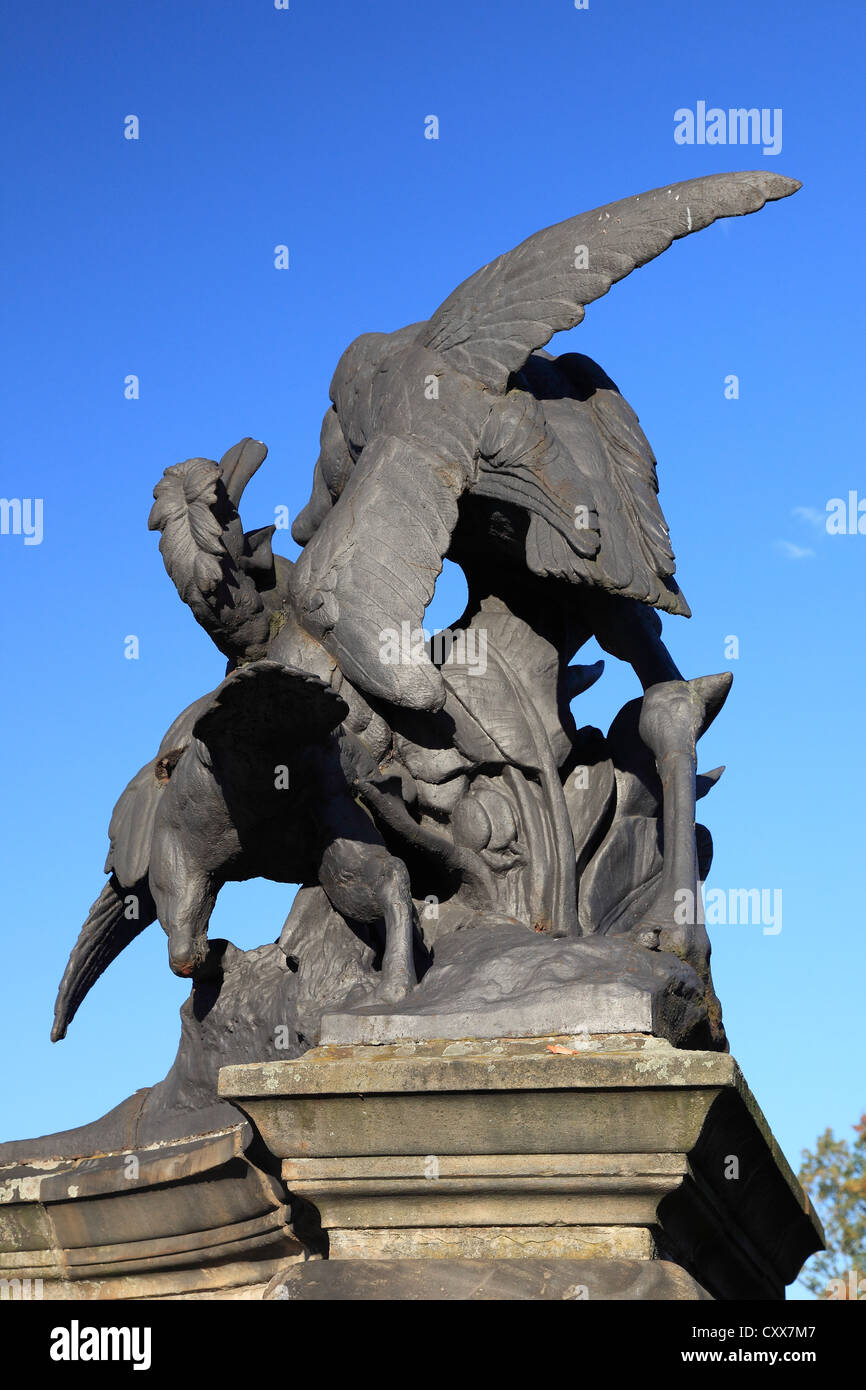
[290,433,467,711]
[421,172,800,390]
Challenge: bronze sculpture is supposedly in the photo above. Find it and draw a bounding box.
[50,170,800,1085]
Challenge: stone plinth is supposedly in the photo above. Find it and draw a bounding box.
[220,1034,823,1301]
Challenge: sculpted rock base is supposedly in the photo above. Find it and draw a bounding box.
[319,920,719,1050]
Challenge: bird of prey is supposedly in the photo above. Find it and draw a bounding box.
[290,171,799,711]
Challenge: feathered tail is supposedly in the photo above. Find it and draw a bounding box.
[51,878,155,1041]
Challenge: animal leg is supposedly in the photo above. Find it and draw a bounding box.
[632,674,731,979]
[318,837,417,1003]
[583,591,683,690]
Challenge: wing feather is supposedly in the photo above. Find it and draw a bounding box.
[290,433,467,710]
[519,353,690,615]
[422,172,800,390]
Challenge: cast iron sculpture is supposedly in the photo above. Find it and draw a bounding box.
[50,171,800,1093]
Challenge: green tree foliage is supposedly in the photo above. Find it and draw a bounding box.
[798,1116,866,1298]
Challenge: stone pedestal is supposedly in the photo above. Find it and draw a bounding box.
[219,1034,823,1301]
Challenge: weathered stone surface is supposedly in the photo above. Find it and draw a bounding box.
[0,1119,302,1300]
[326,1224,656,1262]
[221,1032,737,1103]
[264,1256,713,1301]
[280,1150,693,1234]
[221,1035,824,1300]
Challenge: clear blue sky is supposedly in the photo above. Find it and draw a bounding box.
[1,0,862,1288]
